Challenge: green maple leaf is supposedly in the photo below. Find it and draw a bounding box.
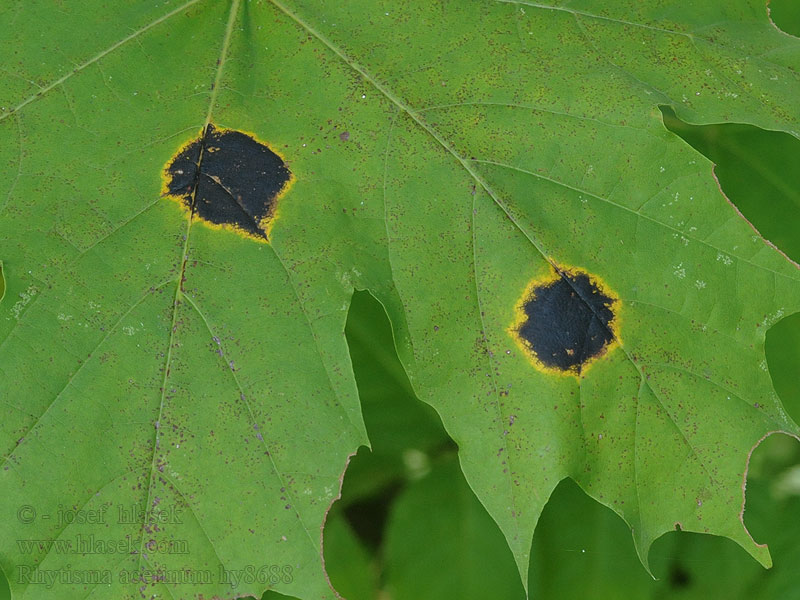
[1,1,799,598]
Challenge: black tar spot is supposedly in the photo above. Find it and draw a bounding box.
[165,124,291,239]
[518,271,616,373]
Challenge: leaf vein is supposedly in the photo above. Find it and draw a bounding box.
[0,0,203,124]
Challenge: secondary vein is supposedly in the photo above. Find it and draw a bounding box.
[0,0,202,124]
